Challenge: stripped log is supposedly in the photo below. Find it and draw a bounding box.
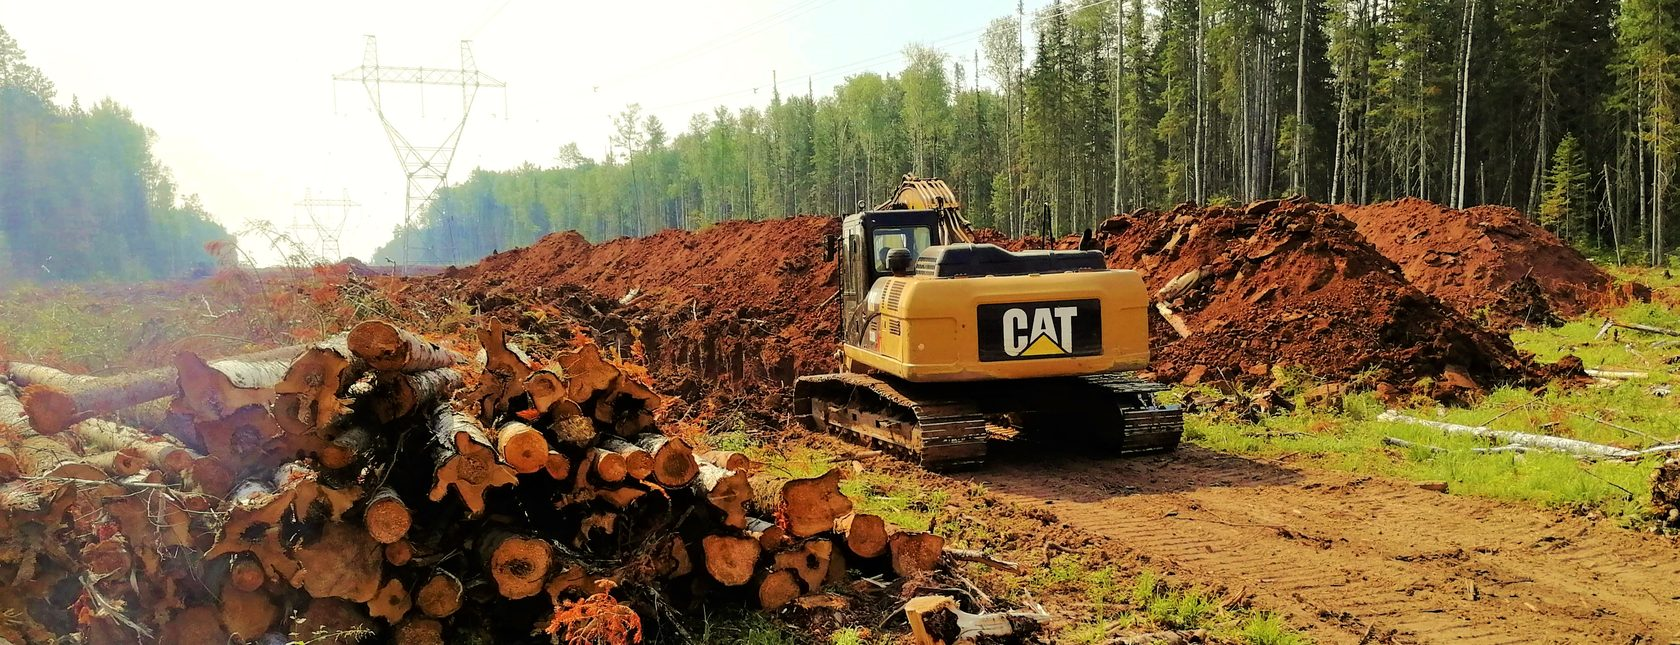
[635,433,698,487]
[426,402,517,514]
[383,539,414,567]
[756,569,803,610]
[348,320,462,373]
[465,320,533,423]
[543,451,572,481]
[554,342,619,405]
[320,425,373,470]
[778,468,854,538]
[590,448,629,484]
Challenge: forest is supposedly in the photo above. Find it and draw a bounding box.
[377,0,1678,267]
[0,26,232,282]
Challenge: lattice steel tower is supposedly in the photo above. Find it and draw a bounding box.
[335,36,505,265]
[293,189,359,262]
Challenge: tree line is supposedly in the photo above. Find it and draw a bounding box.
[379,0,1677,267]
[0,26,232,283]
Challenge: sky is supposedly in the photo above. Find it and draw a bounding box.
[0,0,1060,266]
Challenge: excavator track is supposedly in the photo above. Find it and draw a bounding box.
[793,372,1183,470]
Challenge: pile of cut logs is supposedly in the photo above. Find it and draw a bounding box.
[1654,457,1680,528]
[0,320,948,644]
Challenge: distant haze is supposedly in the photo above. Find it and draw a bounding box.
[0,0,1038,266]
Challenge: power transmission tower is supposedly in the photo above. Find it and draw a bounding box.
[334,36,505,266]
[293,189,359,262]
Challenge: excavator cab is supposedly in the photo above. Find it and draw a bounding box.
[838,209,942,348]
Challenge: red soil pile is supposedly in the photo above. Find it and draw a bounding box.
[1097,201,1533,394]
[1336,199,1614,329]
[423,217,841,402]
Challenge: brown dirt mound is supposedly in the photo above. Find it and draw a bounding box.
[422,217,841,404]
[1097,201,1533,394]
[1336,198,1614,329]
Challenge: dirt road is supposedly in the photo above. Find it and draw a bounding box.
[964,446,1680,644]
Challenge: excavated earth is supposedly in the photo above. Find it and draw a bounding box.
[1336,199,1617,329]
[1095,201,1533,393]
[419,217,841,406]
[400,202,1680,642]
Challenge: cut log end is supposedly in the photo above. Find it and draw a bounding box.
[889,531,946,577]
[496,422,551,474]
[364,488,413,544]
[19,385,77,435]
[701,534,761,587]
[838,513,888,559]
[368,578,413,624]
[483,532,552,600]
[416,570,464,618]
[779,469,854,538]
[757,569,804,610]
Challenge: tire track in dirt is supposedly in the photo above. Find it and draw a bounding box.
[963,447,1680,643]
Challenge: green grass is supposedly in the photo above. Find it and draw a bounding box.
[1185,300,1680,526]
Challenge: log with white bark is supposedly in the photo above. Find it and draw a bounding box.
[347,320,464,373]
[1378,411,1640,458]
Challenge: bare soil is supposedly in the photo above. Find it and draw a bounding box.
[1336,199,1616,329]
[1094,201,1533,393]
[964,444,1680,643]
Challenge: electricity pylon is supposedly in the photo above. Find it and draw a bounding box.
[334,36,505,266]
[293,189,358,263]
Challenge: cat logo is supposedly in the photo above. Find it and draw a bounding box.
[977,298,1102,362]
[1002,306,1078,357]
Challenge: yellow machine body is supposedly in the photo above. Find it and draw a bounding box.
[845,270,1151,382]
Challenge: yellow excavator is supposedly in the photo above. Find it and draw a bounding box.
[793,176,1183,469]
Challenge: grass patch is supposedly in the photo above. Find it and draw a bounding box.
[1187,301,1679,525]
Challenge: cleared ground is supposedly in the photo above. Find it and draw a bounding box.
[964,445,1680,643]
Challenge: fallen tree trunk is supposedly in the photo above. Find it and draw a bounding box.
[171,352,292,422]
[1377,411,1640,459]
[347,320,463,373]
[8,345,303,434]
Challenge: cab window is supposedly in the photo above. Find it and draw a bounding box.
[872,226,932,272]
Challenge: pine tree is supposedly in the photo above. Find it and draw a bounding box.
[1540,134,1589,241]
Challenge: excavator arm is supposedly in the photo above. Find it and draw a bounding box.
[877,175,974,245]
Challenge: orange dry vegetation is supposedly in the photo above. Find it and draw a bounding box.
[545,581,643,645]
